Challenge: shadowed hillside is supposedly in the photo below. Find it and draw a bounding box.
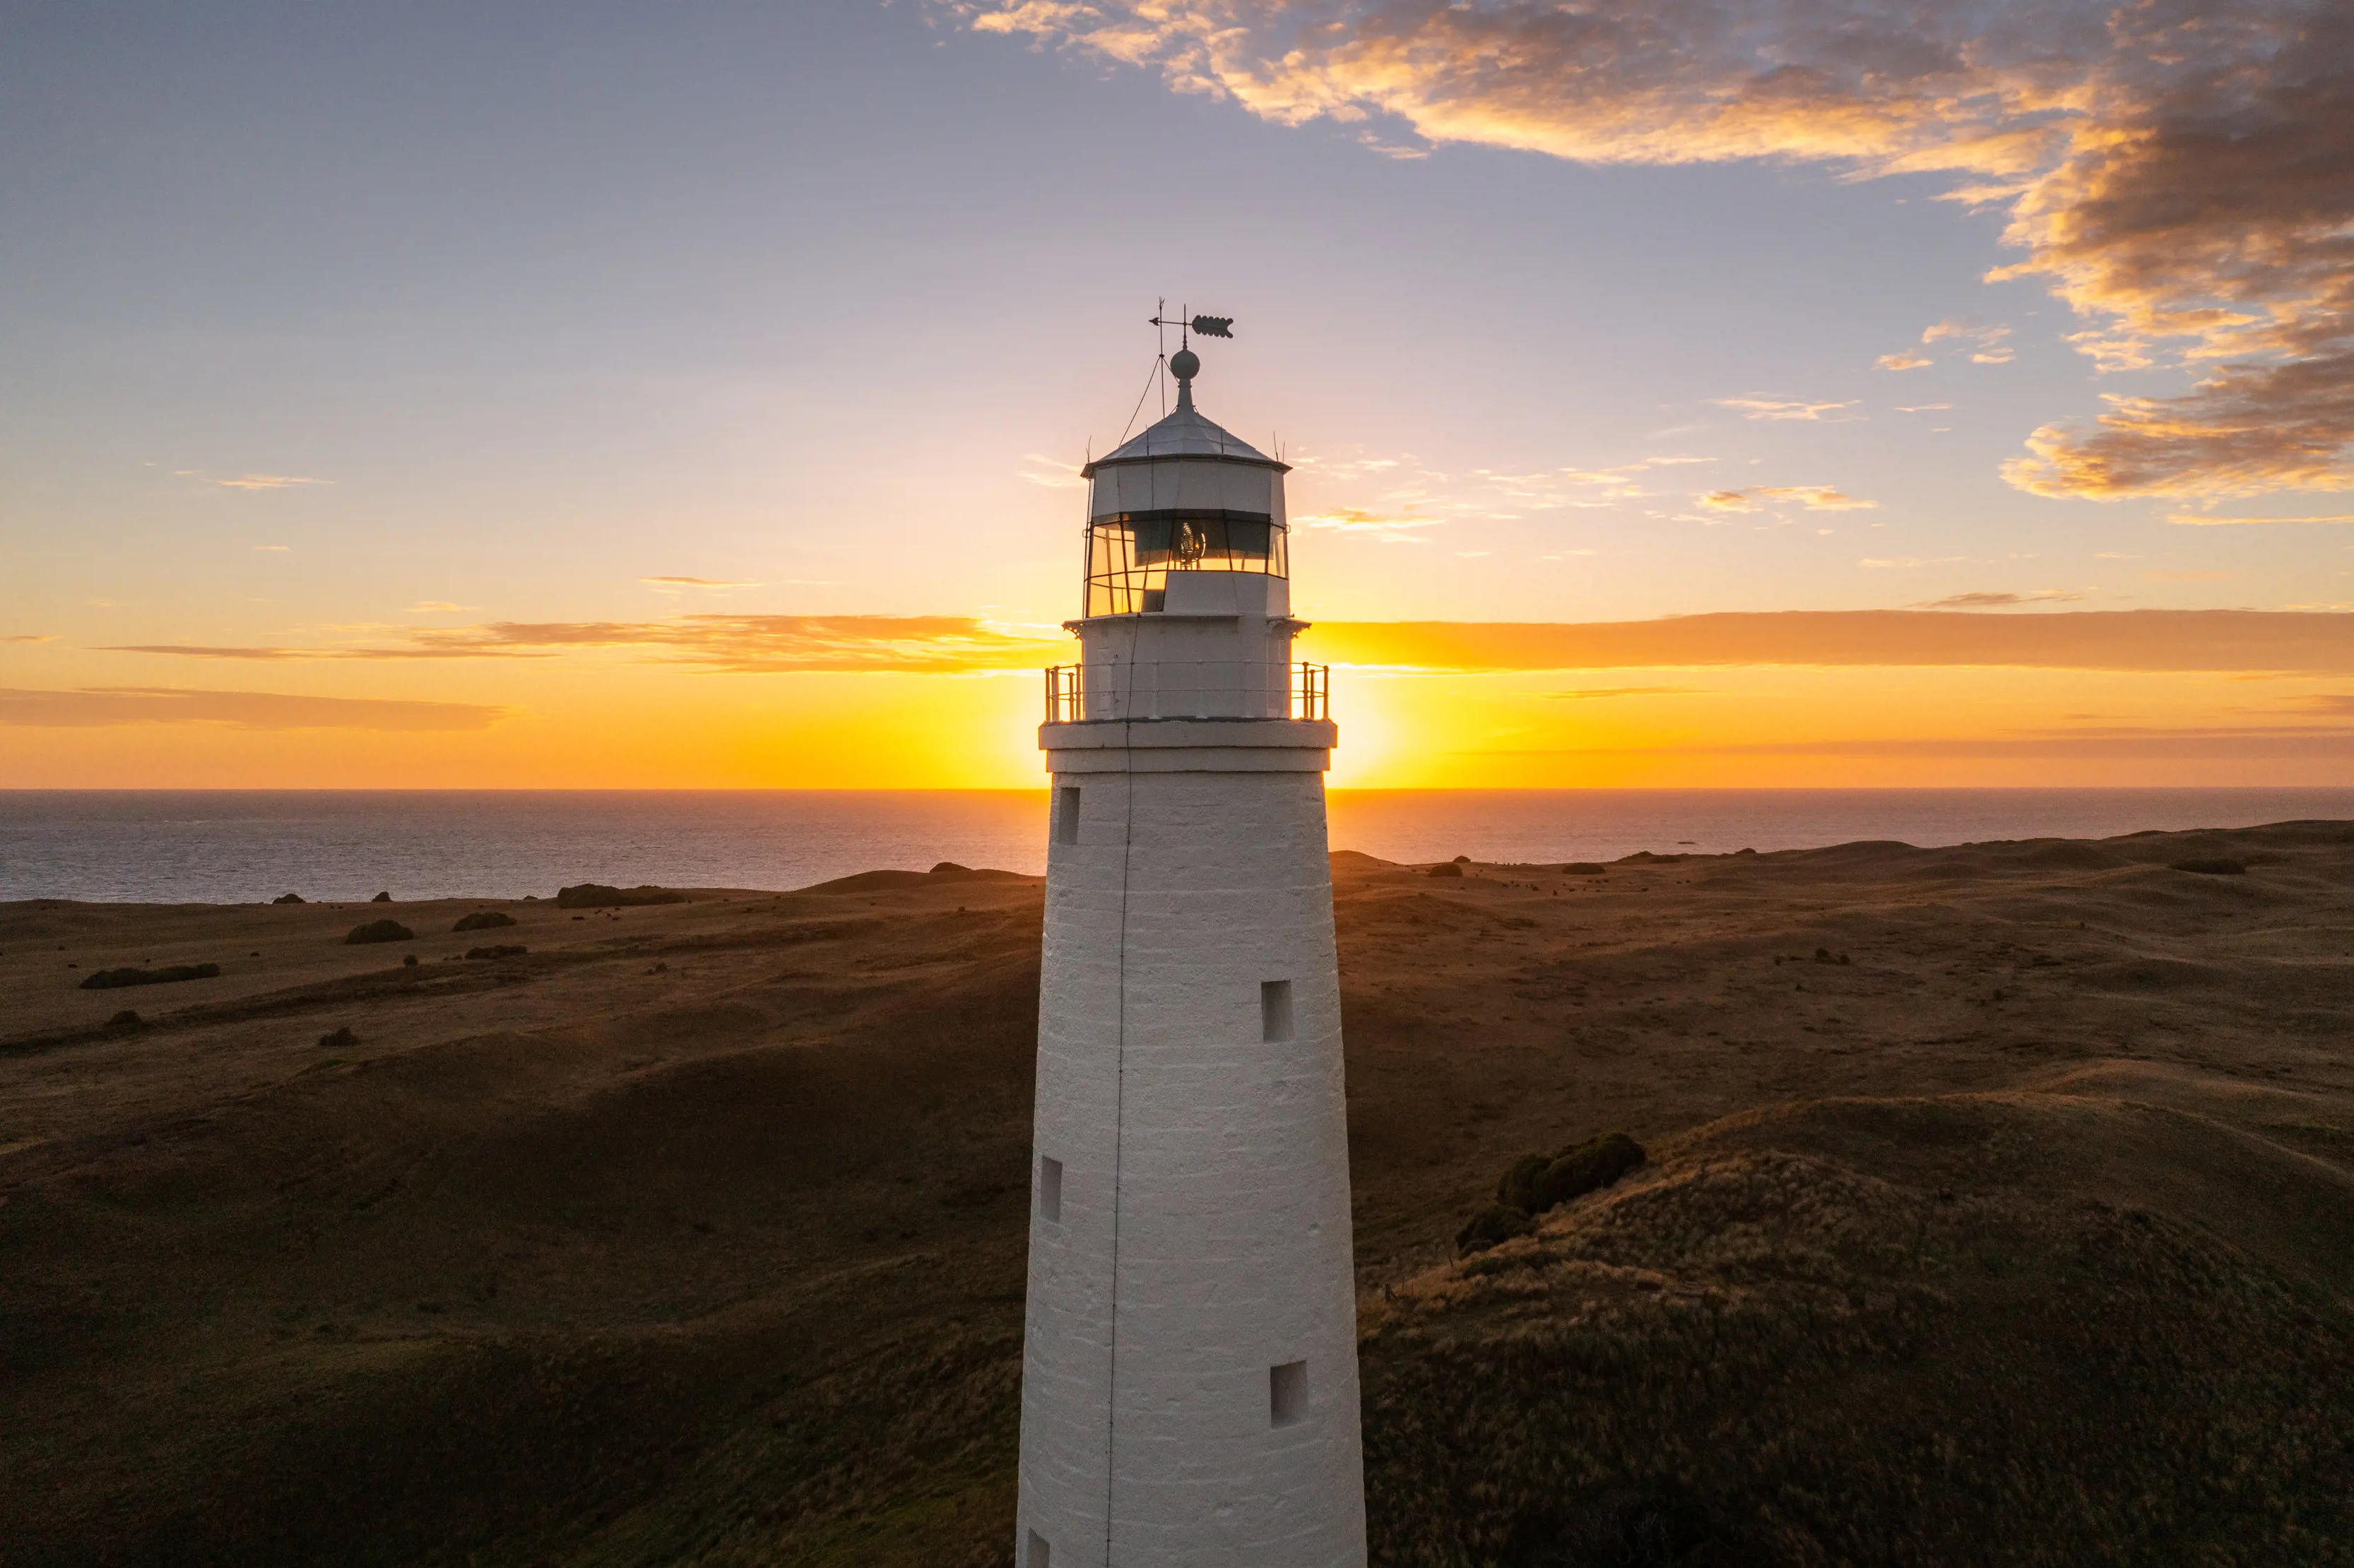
[3,826,2352,1565]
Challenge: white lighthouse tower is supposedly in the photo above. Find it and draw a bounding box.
[1017,331,1366,1568]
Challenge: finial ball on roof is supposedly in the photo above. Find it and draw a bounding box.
[1169,347,1200,381]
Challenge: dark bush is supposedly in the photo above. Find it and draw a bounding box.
[2172,857,2247,875]
[464,944,528,961]
[1497,1151,1552,1211]
[81,963,220,990]
[318,1026,356,1050]
[1559,862,1607,875]
[556,883,687,909]
[452,910,517,932]
[106,1009,142,1029]
[344,919,415,944]
[369,891,393,903]
[1426,862,1464,879]
[1455,1203,1534,1256]
[1530,1132,1647,1213]
[271,893,304,905]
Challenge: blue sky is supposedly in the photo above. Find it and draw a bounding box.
[4,1,2350,786]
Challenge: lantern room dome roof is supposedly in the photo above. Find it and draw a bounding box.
[1082,403,1287,477]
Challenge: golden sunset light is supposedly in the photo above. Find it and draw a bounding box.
[8,7,2354,1565]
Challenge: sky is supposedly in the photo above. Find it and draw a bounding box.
[4,0,2352,788]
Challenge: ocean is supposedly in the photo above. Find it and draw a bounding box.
[4,788,2352,905]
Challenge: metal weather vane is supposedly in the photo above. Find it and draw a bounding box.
[1125,299,1239,437]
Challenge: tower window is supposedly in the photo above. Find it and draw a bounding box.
[1054,785,1081,845]
[1260,980,1294,1042]
[1270,1360,1308,1427]
[1026,1528,1051,1567]
[1037,1156,1063,1223]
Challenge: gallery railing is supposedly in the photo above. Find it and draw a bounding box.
[1045,662,1331,723]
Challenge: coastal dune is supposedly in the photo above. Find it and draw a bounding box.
[1,826,2350,1564]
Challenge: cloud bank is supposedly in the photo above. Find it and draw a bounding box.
[951,0,2354,501]
[105,616,1072,675]
[106,610,2354,677]
[1302,610,2354,675]
[0,687,502,731]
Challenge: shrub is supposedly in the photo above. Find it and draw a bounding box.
[344,919,415,944]
[81,963,220,990]
[369,891,394,903]
[556,883,687,908]
[1529,1132,1648,1213]
[452,910,517,932]
[319,1026,356,1049]
[1426,863,1464,879]
[271,893,304,905]
[1455,1204,1534,1256]
[1497,1151,1552,1211]
[464,944,528,961]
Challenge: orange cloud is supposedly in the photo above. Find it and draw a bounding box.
[1610,727,2354,761]
[952,0,2354,500]
[0,687,502,731]
[1698,485,1877,513]
[103,615,1071,674]
[1710,398,1857,422]
[1547,686,1711,699]
[217,475,330,491]
[109,609,2354,679]
[1301,610,2354,675]
[1917,590,2085,609]
[2167,511,2354,526]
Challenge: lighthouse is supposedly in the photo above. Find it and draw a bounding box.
[1016,333,1367,1568]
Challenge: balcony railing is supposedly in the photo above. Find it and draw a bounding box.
[1045,661,1331,723]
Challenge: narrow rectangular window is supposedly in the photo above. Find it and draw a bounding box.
[1270,1360,1308,1427]
[1260,980,1294,1043]
[1054,785,1081,845]
[1026,1528,1051,1567]
[1037,1156,1063,1223]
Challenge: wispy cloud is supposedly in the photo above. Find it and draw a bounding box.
[1921,317,2014,364]
[1,634,55,644]
[95,610,2354,679]
[406,601,471,614]
[254,545,290,552]
[102,615,1071,675]
[639,575,762,590]
[1711,398,1858,422]
[1302,611,2354,675]
[1296,506,1445,542]
[1699,485,1878,513]
[1019,452,1089,489]
[1499,725,2354,761]
[0,687,502,732]
[2167,511,2354,527]
[950,0,2354,502]
[218,475,331,491]
[1875,351,1933,372]
[1918,590,2086,609]
[1895,405,1953,414]
[1548,685,1713,699]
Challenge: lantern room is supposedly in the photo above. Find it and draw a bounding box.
[1077,347,1291,619]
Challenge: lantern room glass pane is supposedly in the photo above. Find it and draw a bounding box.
[1084,509,1287,617]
